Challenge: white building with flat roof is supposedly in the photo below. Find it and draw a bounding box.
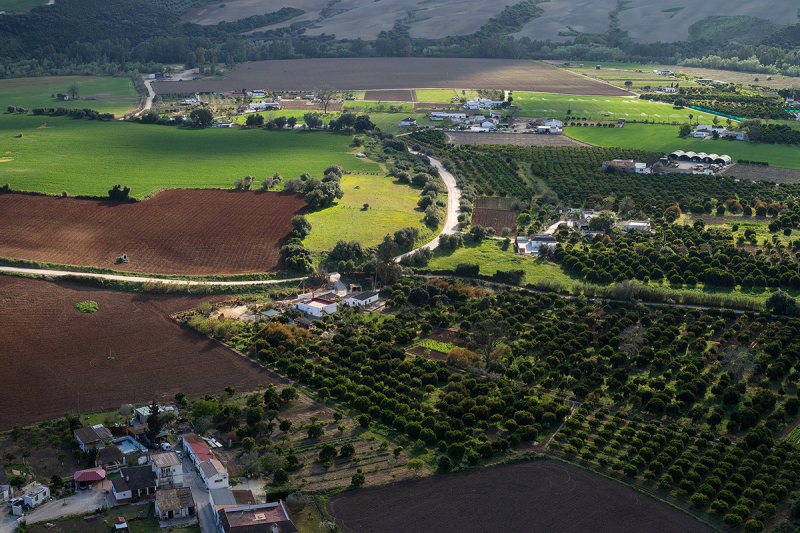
[296,297,337,318]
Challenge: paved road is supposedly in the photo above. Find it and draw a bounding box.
[0,266,306,286]
[23,485,110,525]
[395,152,461,261]
[181,456,214,533]
[0,512,20,533]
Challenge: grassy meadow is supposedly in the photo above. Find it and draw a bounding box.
[0,76,139,115]
[0,114,381,197]
[512,92,714,122]
[566,123,800,168]
[303,174,434,252]
[565,123,698,152]
[415,89,480,102]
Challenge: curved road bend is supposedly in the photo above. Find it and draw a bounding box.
[395,152,462,261]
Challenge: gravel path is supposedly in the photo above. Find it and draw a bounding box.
[0,266,305,286]
[395,151,461,261]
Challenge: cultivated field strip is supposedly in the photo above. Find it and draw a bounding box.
[152,58,632,95]
[0,190,307,275]
[0,276,282,430]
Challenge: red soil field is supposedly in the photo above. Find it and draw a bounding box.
[328,460,714,533]
[471,198,519,234]
[153,58,631,95]
[0,190,307,275]
[363,90,415,102]
[0,276,283,429]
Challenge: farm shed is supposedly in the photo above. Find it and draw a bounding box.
[155,487,196,520]
[95,446,125,472]
[114,517,128,533]
[199,459,229,490]
[74,425,112,452]
[23,486,49,509]
[293,317,316,330]
[74,467,106,486]
[344,291,380,307]
[260,310,282,321]
[112,466,157,503]
[218,502,297,533]
[615,220,652,233]
[296,297,337,318]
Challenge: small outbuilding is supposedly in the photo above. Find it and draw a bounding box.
[344,291,379,308]
[155,487,196,520]
[23,486,50,509]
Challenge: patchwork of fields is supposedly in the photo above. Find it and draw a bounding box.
[0,276,281,430]
[151,58,631,95]
[0,115,380,197]
[0,190,307,274]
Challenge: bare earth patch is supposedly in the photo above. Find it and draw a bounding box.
[0,276,282,429]
[328,460,714,533]
[0,190,307,275]
[446,131,588,147]
[719,163,800,184]
[152,59,632,96]
[363,90,415,102]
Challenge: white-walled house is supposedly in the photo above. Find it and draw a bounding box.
[400,117,417,127]
[152,452,183,487]
[343,291,379,307]
[296,297,337,318]
[199,459,229,490]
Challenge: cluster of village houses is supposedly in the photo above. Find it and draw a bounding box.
[2,406,299,533]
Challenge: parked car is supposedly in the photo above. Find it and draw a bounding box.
[7,498,23,507]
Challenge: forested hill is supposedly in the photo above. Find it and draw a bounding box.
[0,0,303,65]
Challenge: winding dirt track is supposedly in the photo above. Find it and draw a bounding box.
[328,460,715,533]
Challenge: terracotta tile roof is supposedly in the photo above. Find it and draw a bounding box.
[189,442,215,463]
[219,503,297,533]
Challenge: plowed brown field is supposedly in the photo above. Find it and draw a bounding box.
[0,190,306,275]
[329,460,714,533]
[153,58,631,95]
[363,90,415,102]
[0,276,282,429]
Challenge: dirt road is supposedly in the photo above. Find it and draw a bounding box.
[395,152,461,261]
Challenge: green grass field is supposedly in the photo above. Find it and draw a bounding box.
[415,89,480,102]
[566,123,800,168]
[303,174,434,252]
[425,239,580,284]
[512,92,714,122]
[565,123,698,152]
[0,76,139,115]
[0,115,381,197]
[0,0,46,9]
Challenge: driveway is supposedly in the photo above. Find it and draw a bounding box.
[395,151,461,261]
[23,483,110,525]
[181,457,214,533]
[0,512,21,533]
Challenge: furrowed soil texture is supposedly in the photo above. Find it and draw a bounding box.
[328,460,714,533]
[363,90,415,102]
[152,58,632,95]
[471,198,519,234]
[0,276,281,430]
[0,190,306,274]
[445,131,587,147]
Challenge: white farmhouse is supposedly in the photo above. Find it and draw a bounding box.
[199,459,229,490]
[296,297,337,317]
[343,291,379,307]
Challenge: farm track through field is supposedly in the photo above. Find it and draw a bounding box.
[0,276,285,430]
[0,190,307,275]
